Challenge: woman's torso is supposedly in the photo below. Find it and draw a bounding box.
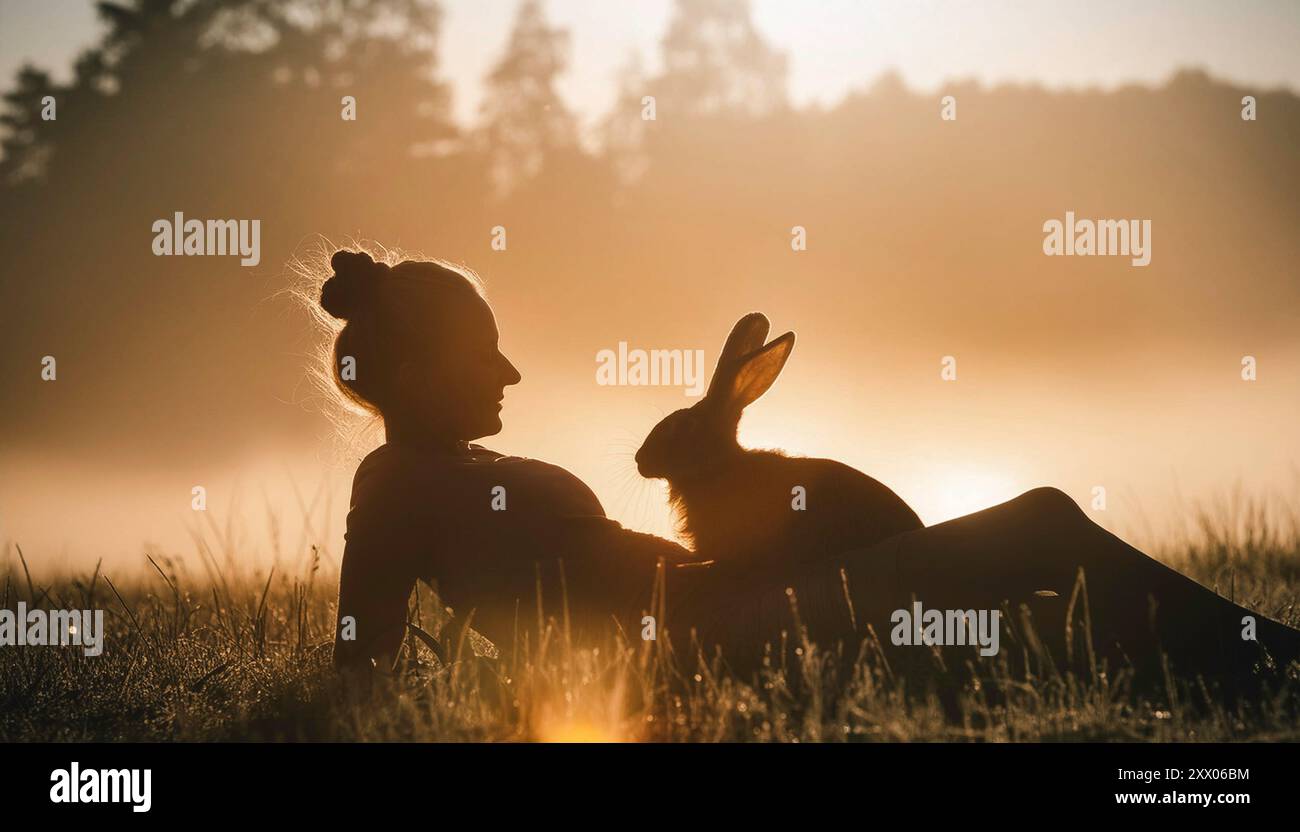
[343,441,668,641]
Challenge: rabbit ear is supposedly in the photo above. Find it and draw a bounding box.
[707,312,770,399]
[726,331,795,412]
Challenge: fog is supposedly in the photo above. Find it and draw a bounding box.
[1,1,1297,572]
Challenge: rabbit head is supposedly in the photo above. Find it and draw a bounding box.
[636,312,795,483]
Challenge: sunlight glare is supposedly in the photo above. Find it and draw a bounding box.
[535,720,624,743]
[914,467,1023,525]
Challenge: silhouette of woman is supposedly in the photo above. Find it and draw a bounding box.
[320,250,692,673]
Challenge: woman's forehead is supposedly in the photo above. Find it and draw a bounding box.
[444,291,497,339]
[470,293,498,333]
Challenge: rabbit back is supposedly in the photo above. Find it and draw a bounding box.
[677,452,922,571]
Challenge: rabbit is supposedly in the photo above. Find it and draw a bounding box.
[636,312,923,578]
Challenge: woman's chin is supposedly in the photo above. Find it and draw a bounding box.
[472,414,504,439]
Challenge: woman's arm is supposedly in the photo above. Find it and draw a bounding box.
[521,514,702,632]
[333,533,417,673]
[580,516,698,564]
[333,456,422,674]
[332,448,435,674]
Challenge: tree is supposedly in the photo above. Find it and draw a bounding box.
[0,0,462,464]
[478,0,577,194]
[656,0,787,118]
[0,0,455,185]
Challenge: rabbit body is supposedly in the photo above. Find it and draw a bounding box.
[638,312,923,578]
[669,449,921,572]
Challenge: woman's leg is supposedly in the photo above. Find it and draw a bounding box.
[864,487,1300,695]
[663,487,1300,694]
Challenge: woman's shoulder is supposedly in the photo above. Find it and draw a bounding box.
[352,442,417,490]
[479,450,607,517]
[350,443,603,516]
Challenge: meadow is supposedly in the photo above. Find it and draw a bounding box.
[2,492,1298,743]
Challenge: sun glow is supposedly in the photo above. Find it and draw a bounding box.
[911,467,1024,526]
[534,720,625,743]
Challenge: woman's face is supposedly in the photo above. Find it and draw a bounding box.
[399,291,521,441]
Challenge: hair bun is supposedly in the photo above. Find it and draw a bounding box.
[321,250,388,320]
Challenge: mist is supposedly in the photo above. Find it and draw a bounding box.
[1,1,1297,572]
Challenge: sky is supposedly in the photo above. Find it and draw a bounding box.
[2,0,1299,570]
[3,0,1299,138]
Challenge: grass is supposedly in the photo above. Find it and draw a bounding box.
[2,495,1299,742]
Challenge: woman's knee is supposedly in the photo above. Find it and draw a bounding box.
[1019,486,1083,519]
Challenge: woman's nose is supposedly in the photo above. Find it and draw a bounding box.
[501,354,522,386]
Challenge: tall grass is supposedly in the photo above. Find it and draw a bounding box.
[2,493,1299,742]
[1153,486,1300,625]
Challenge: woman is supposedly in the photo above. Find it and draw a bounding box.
[321,248,1299,696]
[320,250,692,673]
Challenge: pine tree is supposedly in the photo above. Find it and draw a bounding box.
[656,0,787,118]
[479,0,578,194]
